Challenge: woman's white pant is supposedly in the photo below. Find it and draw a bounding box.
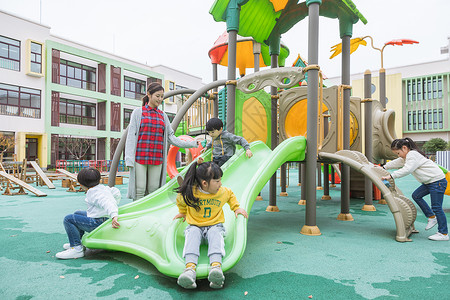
[134,162,162,200]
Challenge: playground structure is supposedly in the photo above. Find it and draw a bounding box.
[83,0,421,279]
[0,158,56,197]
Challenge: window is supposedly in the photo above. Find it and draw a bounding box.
[166,81,175,103]
[417,110,422,130]
[438,108,443,129]
[412,80,416,101]
[59,59,96,91]
[0,83,40,118]
[407,81,411,102]
[123,108,133,129]
[407,111,411,131]
[148,76,162,85]
[428,109,432,129]
[0,35,20,71]
[412,111,416,130]
[124,76,146,100]
[59,98,96,126]
[422,110,427,130]
[58,136,96,160]
[438,77,443,98]
[432,77,437,99]
[417,80,421,101]
[30,42,42,74]
[422,78,427,100]
[427,78,432,99]
[433,109,437,129]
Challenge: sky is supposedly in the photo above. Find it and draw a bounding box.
[1,0,450,83]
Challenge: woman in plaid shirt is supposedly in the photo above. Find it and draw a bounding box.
[125,83,198,200]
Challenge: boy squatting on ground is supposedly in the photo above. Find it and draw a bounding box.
[203,118,253,166]
[56,167,121,259]
[173,157,248,289]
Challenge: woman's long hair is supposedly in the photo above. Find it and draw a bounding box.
[142,82,164,106]
[391,137,427,158]
[175,161,223,211]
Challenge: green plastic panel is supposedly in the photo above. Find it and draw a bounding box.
[83,136,306,279]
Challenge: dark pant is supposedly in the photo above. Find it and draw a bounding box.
[213,155,231,167]
[412,178,448,234]
[63,210,108,246]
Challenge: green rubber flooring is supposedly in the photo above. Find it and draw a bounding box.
[1,170,449,299]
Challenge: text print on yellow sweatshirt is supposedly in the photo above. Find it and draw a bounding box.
[176,186,240,227]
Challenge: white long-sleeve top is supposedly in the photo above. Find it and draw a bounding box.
[85,185,121,218]
[384,150,445,184]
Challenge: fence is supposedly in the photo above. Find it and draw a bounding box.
[55,159,127,173]
[436,151,450,170]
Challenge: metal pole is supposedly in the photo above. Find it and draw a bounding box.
[303,1,320,231]
[212,63,219,118]
[339,35,352,221]
[268,52,279,210]
[379,68,386,108]
[300,162,306,204]
[322,115,330,200]
[363,70,375,211]
[226,30,237,133]
[253,41,261,73]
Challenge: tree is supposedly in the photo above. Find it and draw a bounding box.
[447,141,450,151]
[422,138,447,154]
[0,135,15,157]
[65,136,95,160]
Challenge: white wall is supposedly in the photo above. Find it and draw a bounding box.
[0,10,50,133]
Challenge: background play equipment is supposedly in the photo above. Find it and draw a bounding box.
[0,171,46,197]
[319,150,417,242]
[29,161,55,189]
[83,137,307,279]
[166,135,203,179]
[208,31,290,77]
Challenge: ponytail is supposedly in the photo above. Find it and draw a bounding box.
[141,94,149,106]
[175,161,223,211]
[391,137,426,158]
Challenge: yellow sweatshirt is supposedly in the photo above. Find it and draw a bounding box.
[176,186,240,226]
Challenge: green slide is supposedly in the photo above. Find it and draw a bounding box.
[83,136,306,279]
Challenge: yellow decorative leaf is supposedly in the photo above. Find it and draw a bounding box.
[349,38,367,54]
[329,43,343,59]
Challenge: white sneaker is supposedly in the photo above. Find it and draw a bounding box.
[56,247,85,259]
[425,217,438,230]
[428,232,449,241]
[63,243,70,250]
[208,265,225,289]
[177,267,197,289]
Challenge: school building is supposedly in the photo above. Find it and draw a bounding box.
[327,37,450,148]
[0,10,206,169]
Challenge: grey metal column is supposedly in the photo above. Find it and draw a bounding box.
[339,34,353,221]
[330,166,335,186]
[212,63,219,118]
[363,70,375,211]
[253,41,261,73]
[226,30,237,133]
[300,162,306,204]
[322,115,330,200]
[302,0,320,234]
[268,46,279,211]
[379,68,386,108]
[298,163,302,186]
[254,41,262,200]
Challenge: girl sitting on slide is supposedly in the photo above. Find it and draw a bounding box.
[173,158,248,289]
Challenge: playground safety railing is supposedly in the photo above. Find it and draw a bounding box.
[55,159,126,173]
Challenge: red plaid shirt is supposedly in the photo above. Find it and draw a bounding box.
[135,105,165,165]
